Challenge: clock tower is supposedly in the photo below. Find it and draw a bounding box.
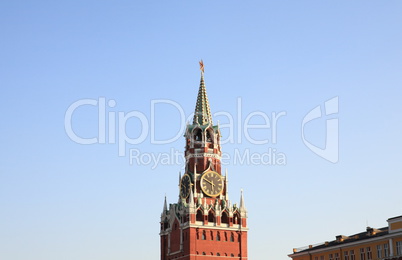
[160,61,248,260]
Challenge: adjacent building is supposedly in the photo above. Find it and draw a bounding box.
[289,215,402,260]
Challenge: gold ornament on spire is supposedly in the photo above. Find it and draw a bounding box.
[199,60,204,73]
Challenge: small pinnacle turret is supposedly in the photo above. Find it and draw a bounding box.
[162,195,167,216]
[240,189,246,211]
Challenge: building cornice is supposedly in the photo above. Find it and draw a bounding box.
[289,230,402,258]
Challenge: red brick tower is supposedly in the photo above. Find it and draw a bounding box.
[160,61,248,260]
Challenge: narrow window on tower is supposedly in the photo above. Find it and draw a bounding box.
[202,231,206,240]
[208,210,215,223]
[217,232,221,241]
[193,128,202,142]
[233,212,240,224]
[206,129,212,142]
[221,211,229,224]
[230,233,234,242]
[196,210,203,222]
[210,231,214,241]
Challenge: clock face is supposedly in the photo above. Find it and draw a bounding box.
[200,171,223,197]
[180,174,191,199]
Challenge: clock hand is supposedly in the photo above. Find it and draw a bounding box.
[204,178,215,187]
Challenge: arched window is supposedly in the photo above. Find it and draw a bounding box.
[202,231,206,240]
[193,128,202,142]
[196,210,203,222]
[230,233,234,242]
[210,231,214,240]
[202,252,206,255]
[224,232,228,241]
[221,211,229,224]
[231,253,234,257]
[233,212,240,224]
[206,129,213,143]
[217,253,221,256]
[216,232,221,241]
[208,210,215,223]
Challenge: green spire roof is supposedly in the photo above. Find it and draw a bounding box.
[193,63,213,125]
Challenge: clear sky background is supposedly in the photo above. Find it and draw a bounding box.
[1,1,402,260]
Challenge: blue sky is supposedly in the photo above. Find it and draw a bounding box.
[1,1,402,259]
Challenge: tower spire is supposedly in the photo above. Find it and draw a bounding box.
[193,60,212,125]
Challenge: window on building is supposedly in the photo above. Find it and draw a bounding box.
[202,231,206,240]
[350,250,355,260]
[366,247,372,260]
[202,252,206,255]
[196,210,203,222]
[217,253,220,256]
[329,253,333,260]
[384,243,389,257]
[216,232,221,241]
[376,245,383,259]
[194,129,202,142]
[320,256,325,260]
[233,212,240,224]
[344,251,349,260]
[208,211,215,223]
[396,241,402,256]
[221,211,229,224]
[230,233,234,242]
[210,231,214,241]
[335,253,339,260]
[360,248,365,260]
